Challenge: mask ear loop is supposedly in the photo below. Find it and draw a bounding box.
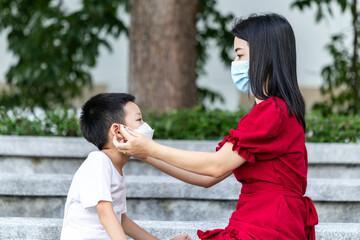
[115,124,137,140]
[124,125,135,131]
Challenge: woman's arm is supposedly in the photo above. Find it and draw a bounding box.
[97,201,127,240]
[121,214,159,240]
[114,125,246,178]
[149,141,245,177]
[142,156,232,188]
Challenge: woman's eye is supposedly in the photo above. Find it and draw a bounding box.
[137,118,142,122]
[237,55,243,59]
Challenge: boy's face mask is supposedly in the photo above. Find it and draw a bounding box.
[115,122,155,140]
[133,122,155,139]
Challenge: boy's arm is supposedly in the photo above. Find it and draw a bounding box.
[141,156,232,188]
[121,214,159,240]
[97,201,127,240]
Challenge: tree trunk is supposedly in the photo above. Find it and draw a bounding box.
[129,0,199,111]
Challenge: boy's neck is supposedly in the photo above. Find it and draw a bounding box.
[101,147,129,176]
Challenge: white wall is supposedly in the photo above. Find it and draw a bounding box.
[0,0,351,110]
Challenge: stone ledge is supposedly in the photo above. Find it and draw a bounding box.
[0,136,96,158]
[0,174,359,202]
[0,217,359,240]
[2,196,359,222]
[1,157,359,178]
[1,136,359,164]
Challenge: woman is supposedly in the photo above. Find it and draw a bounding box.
[114,13,318,240]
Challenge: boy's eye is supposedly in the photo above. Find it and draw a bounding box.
[137,118,142,121]
[237,54,243,59]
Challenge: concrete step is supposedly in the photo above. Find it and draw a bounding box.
[0,174,359,222]
[4,156,360,179]
[0,217,359,240]
[1,136,359,163]
[1,136,359,178]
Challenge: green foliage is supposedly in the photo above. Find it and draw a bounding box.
[198,87,225,106]
[0,0,232,109]
[0,0,128,109]
[146,107,360,142]
[195,0,235,105]
[291,0,360,115]
[196,0,235,76]
[145,106,245,140]
[306,111,360,143]
[1,106,359,143]
[315,33,359,114]
[291,0,349,22]
[0,107,81,136]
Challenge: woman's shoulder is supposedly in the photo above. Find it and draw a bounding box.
[238,97,287,127]
[230,96,288,151]
[249,96,287,117]
[256,96,286,109]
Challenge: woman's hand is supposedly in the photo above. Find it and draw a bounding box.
[171,234,192,240]
[112,124,154,159]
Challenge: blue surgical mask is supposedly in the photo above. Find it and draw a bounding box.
[231,60,252,94]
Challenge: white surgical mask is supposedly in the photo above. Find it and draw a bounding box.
[231,60,252,94]
[133,122,154,139]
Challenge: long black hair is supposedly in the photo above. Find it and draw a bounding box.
[231,13,306,131]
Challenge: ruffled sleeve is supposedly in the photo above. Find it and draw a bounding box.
[216,97,287,163]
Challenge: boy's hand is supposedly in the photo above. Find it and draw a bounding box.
[171,234,192,240]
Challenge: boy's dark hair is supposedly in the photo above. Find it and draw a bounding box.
[80,93,135,150]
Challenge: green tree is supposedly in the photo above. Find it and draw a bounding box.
[0,0,128,109]
[292,0,360,115]
[0,0,232,110]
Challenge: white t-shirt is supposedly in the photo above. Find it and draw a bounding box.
[61,151,127,240]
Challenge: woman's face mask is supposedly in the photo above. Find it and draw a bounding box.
[231,60,252,94]
[232,37,251,94]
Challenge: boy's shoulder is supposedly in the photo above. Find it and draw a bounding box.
[70,151,115,188]
[86,151,110,162]
[87,151,108,160]
[77,151,112,174]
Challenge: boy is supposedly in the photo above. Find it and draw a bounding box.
[61,93,191,240]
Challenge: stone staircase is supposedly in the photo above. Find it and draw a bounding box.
[0,136,359,239]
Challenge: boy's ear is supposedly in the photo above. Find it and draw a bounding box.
[110,123,125,140]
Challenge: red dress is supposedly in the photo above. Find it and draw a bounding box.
[197,97,318,240]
